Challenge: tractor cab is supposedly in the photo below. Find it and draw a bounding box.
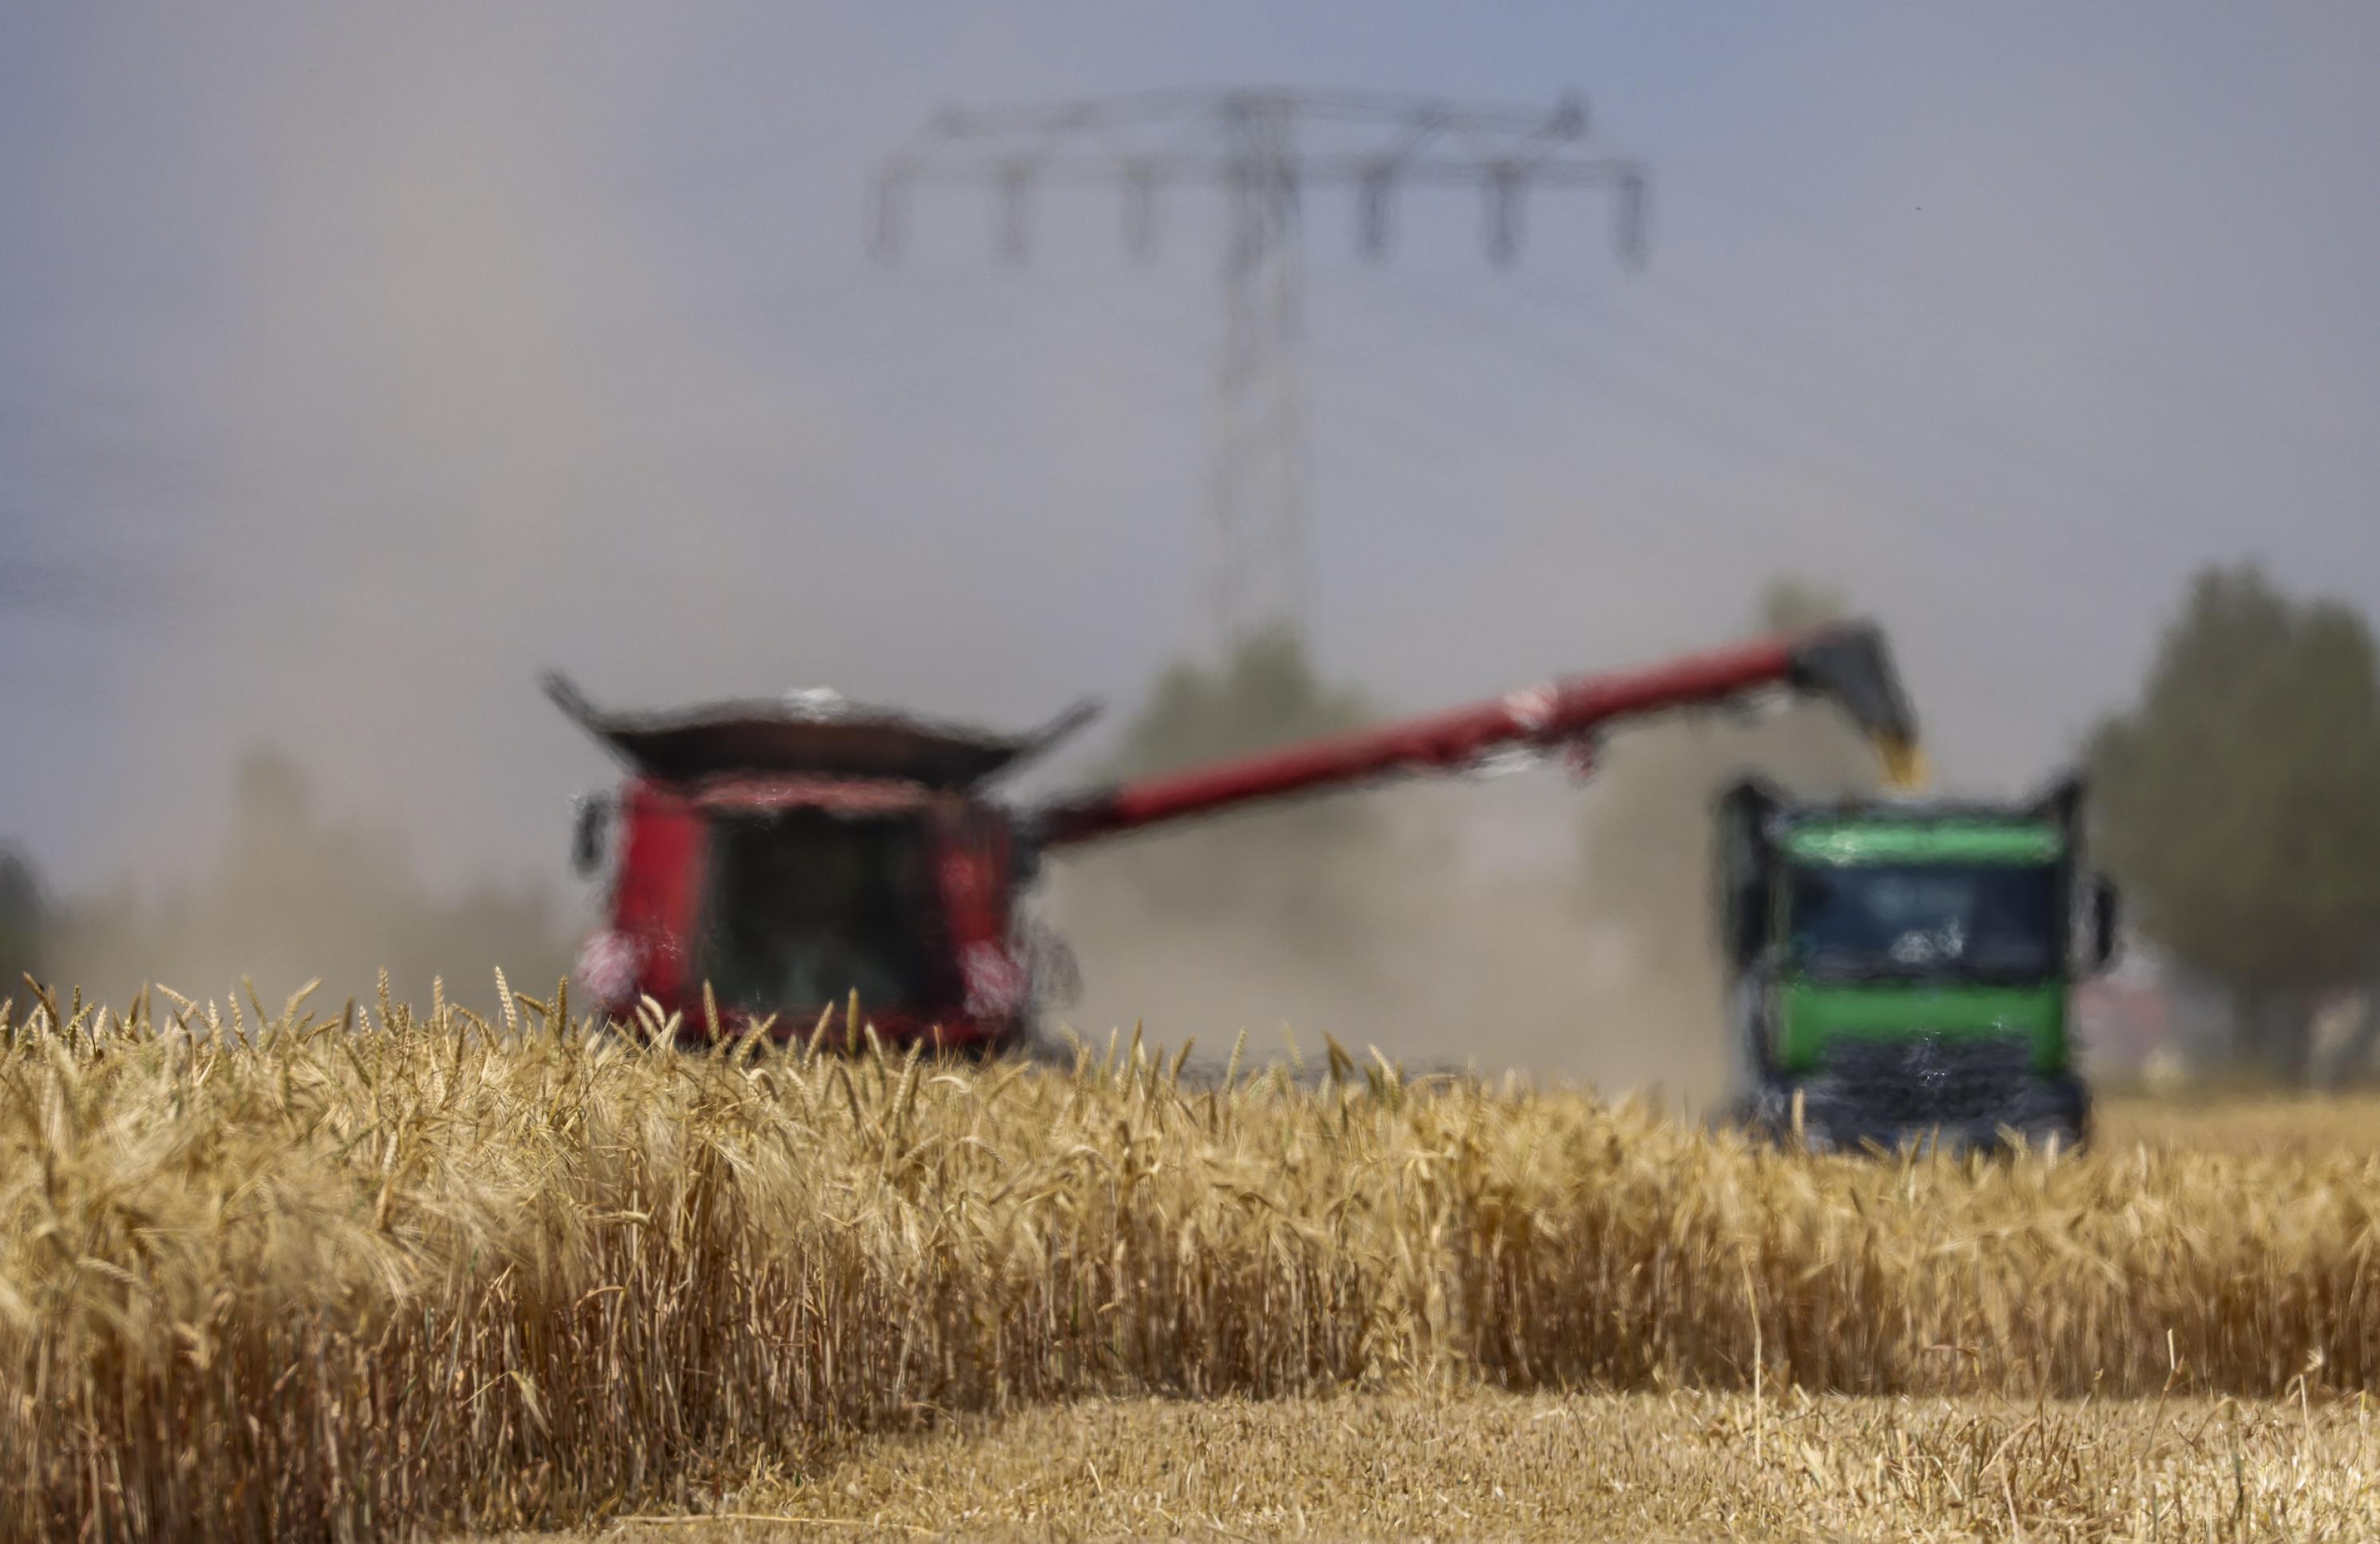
[1714,773,2120,1153]
[546,673,1095,1052]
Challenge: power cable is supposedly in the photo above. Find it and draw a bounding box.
[874,88,1649,652]
[1296,296,2109,718]
[1339,266,2127,614]
[1657,155,2376,476]
[1544,268,2297,578]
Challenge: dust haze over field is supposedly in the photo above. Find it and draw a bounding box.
[34,12,850,1010]
[1042,614,1886,1112]
[14,6,2380,1093]
[18,9,1881,1095]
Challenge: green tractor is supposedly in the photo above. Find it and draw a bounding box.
[1714,775,2120,1154]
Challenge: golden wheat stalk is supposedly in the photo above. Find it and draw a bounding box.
[0,992,2373,1541]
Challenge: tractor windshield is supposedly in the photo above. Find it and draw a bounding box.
[696,808,944,1015]
[1787,863,2061,982]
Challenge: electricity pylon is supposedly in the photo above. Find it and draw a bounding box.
[872,88,1649,652]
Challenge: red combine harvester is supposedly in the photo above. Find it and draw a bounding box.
[546,621,1919,1054]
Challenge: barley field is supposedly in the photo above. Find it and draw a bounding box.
[5,981,2380,1542]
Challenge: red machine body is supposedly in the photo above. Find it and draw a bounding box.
[548,621,1917,1053]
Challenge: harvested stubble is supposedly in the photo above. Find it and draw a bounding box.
[3,984,2380,1543]
[517,1387,2380,1542]
[2098,1090,2380,1157]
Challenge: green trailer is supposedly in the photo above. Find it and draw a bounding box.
[1714,775,2120,1154]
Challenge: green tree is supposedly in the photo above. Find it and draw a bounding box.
[1106,623,1377,776]
[1758,575,1855,633]
[2088,563,2380,1083]
[1566,578,1893,1102]
[1087,621,1398,937]
[49,743,572,1014]
[0,844,46,995]
[1575,577,1886,922]
[1039,617,1470,1057]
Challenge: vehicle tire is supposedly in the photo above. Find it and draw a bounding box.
[1998,1074,2092,1155]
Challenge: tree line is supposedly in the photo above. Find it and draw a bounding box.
[2088,563,2380,1084]
[1067,564,2380,1089]
[1,745,568,1016]
[7,560,2379,1086]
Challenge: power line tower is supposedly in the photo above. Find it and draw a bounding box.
[871,89,1648,653]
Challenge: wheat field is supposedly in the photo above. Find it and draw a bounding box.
[2097,1088,2380,1157]
[4,980,2380,1542]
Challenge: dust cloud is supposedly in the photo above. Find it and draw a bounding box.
[1043,708,1881,1113]
[1040,584,1886,1110]
[50,745,570,1019]
[33,13,1886,1088]
[51,13,845,1010]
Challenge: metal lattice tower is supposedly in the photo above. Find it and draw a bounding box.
[872,89,1649,652]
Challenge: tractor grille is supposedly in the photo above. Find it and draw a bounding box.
[1806,1033,2038,1127]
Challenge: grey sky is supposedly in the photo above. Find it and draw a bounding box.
[4,3,2377,897]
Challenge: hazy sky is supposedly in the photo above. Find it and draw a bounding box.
[6,3,2378,895]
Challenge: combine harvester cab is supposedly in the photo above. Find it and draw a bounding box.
[544,675,1099,1055]
[545,618,1923,1058]
[1715,773,2121,1156]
